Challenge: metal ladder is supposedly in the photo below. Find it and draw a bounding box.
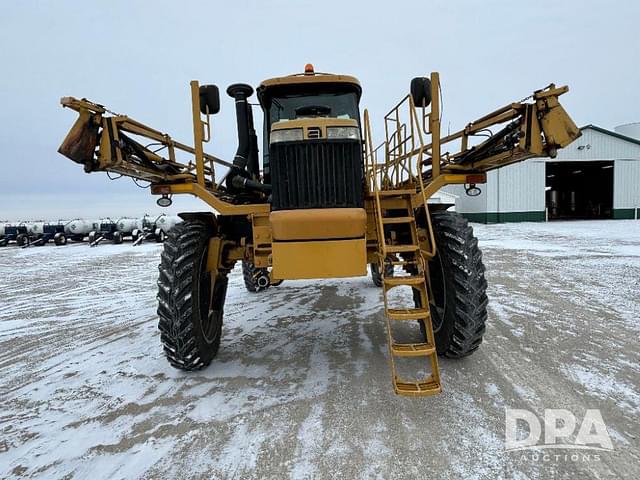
[375,189,441,397]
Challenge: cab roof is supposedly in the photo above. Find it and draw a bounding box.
[260,72,361,89]
[257,71,362,106]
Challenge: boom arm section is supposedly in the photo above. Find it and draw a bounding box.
[58,84,270,216]
[434,83,581,176]
[58,97,231,184]
[365,74,581,198]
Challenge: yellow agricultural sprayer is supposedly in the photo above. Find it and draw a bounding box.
[59,64,580,396]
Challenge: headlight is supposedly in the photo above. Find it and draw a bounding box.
[270,128,303,143]
[326,126,360,140]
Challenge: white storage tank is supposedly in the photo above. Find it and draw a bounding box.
[26,222,45,235]
[156,215,181,232]
[65,219,100,235]
[615,122,640,140]
[116,217,139,234]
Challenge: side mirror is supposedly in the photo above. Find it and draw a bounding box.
[410,77,432,108]
[199,85,220,115]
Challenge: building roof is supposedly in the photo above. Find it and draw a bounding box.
[581,124,640,147]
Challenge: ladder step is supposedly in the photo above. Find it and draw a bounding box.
[377,189,416,196]
[382,216,414,224]
[388,259,419,266]
[375,254,420,266]
[385,244,419,253]
[387,307,430,321]
[379,199,411,210]
[373,256,422,273]
[391,342,436,357]
[394,377,441,397]
[383,275,425,287]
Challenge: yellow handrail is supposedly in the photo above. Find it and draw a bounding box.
[364,75,440,258]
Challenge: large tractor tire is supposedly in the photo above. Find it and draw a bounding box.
[416,210,488,357]
[157,220,228,370]
[242,260,271,292]
[370,260,394,287]
[16,234,28,247]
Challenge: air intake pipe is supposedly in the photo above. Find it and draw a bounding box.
[226,83,271,194]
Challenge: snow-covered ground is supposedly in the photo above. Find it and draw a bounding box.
[0,220,639,479]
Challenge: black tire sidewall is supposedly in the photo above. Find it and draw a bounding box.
[418,210,488,357]
[430,244,461,354]
[192,234,222,357]
[242,260,260,292]
[370,263,383,287]
[157,220,225,370]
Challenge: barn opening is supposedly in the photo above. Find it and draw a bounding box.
[545,161,614,220]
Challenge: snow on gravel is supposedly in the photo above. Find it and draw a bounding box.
[0,220,639,479]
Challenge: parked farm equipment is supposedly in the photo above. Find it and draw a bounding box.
[25,223,68,246]
[1,218,168,247]
[115,217,141,241]
[65,219,100,242]
[0,225,30,247]
[88,220,122,246]
[59,66,580,396]
[132,214,181,245]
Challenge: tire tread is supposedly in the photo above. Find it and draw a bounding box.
[156,220,219,370]
[430,211,488,358]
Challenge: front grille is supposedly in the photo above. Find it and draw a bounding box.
[270,140,364,210]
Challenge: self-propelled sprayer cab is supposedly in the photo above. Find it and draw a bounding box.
[256,65,364,211]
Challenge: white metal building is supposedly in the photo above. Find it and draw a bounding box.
[446,123,640,222]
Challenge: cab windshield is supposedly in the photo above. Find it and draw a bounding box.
[260,82,361,133]
[268,91,360,125]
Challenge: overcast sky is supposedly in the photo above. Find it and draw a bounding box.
[1,0,638,221]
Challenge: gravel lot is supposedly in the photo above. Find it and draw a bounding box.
[1,220,638,479]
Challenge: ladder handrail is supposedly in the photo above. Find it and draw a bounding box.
[364,109,388,258]
[367,77,440,258]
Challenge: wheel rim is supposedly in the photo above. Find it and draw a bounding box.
[197,245,220,344]
[428,253,447,332]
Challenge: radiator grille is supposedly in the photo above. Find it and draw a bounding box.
[270,140,364,210]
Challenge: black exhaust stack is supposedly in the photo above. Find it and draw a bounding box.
[226,83,270,194]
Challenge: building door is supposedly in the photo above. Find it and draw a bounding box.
[545,161,614,220]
